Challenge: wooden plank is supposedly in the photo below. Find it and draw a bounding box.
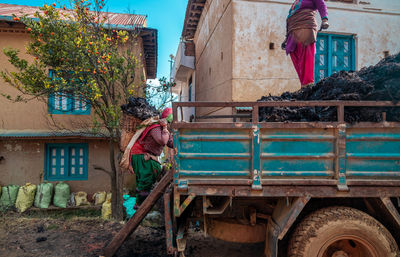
[103,169,173,257]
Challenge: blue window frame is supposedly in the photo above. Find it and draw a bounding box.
[45,143,89,181]
[48,70,91,115]
[315,33,356,82]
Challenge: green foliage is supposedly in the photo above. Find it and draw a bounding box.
[147,76,177,111]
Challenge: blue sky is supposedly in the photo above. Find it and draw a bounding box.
[1,0,188,80]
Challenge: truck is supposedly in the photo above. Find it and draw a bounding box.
[165,100,400,257]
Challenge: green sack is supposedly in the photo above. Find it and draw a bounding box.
[53,182,70,208]
[15,183,37,213]
[34,183,53,209]
[0,185,20,208]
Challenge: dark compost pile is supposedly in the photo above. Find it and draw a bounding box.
[121,97,159,120]
[258,52,400,123]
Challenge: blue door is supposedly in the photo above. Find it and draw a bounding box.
[315,34,356,82]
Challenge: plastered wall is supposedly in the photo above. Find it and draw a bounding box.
[192,0,400,103]
[0,139,135,194]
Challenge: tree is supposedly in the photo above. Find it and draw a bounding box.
[1,0,169,219]
[146,76,177,111]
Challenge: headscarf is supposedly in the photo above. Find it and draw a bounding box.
[161,107,173,123]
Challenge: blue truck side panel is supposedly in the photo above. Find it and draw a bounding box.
[346,128,400,177]
[175,126,400,184]
[260,128,335,177]
[177,128,251,178]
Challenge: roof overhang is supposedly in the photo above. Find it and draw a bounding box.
[181,0,206,40]
[140,28,158,79]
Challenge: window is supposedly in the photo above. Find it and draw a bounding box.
[45,143,89,181]
[315,33,355,82]
[48,70,90,115]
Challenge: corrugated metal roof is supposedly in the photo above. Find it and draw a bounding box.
[0,3,157,78]
[0,129,109,139]
[0,3,147,28]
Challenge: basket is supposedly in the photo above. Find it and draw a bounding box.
[120,113,142,151]
[121,113,142,133]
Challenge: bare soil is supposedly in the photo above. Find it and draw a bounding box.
[0,211,264,257]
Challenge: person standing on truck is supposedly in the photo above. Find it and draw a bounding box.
[282,0,329,86]
[129,108,174,209]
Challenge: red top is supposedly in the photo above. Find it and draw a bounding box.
[130,124,173,157]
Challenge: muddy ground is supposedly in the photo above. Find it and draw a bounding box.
[0,210,264,257]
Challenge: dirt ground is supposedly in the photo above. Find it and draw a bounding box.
[0,210,264,257]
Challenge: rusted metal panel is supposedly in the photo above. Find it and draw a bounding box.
[337,124,348,191]
[177,178,400,186]
[174,193,196,218]
[275,197,310,240]
[202,196,231,215]
[206,218,266,243]
[176,219,188,253]
[184,185,400,198]
[380,197,400,228]
[163,191,177,255]
[265,217,279,257]
[252,125,262,190]
[265,197,310,257]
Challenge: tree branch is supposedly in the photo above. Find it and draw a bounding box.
[93,164,112,177]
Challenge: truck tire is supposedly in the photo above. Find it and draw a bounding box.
[287,206,399,257]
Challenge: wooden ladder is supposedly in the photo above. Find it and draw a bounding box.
[103,168,173,257]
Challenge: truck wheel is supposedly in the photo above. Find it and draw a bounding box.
[287,206,399,257]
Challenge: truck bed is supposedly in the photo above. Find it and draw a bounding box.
[172,101,400,197]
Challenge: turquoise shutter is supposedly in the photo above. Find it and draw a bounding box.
[315,34,355,83]
[45,143,89,181]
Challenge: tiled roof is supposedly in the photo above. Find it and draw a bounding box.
[0,3,147,29]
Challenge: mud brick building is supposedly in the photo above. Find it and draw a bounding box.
[0,3,157,193]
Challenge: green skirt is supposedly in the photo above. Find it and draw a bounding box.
[131,154,161,204]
